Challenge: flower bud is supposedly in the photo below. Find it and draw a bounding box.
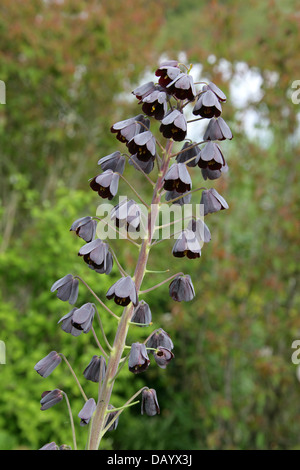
[40,389,63,411]
[34,351,62,378]
[50,274,79,305]
[78,398,96,426]
[169,275,195,302]
[83,355,106,383]
[131,300,152,326]
[141,388,160,416]
[128,342,150,374]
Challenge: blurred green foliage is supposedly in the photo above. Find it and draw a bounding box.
[0,0,299,450]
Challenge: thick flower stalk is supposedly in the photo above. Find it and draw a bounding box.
[35,59,233,450]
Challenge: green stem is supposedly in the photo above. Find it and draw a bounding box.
[60,354,88,402]
[62,391,77,451]
[91,327,109,358]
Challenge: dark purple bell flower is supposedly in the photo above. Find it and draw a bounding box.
[141,388,160,416]
[200,188,229,215]
[128,154,155,174]
[78,398,96,426]
[70,216,97,243]
[176,141,201,167]
[127,130,156,162]
[153,347,174,369]
[169,274,195,302]
[142,88,168,120]
[34,351,62,378]
[207,81,227,102]
[146,328,174,351]
[172,229,202,259]
[128,342,150,374]
[132,81,156,101]
[111,114,149,144]
[159,109,187,142]
[106,405,119,431]
[106,276,138,307]
[163,163,191,193]
[98,151,126,174]
[83,355,106,383]
[167,73,196,101]
[58,303,95,336]
[203,117,233,141]
[193,89,222,118]
[155,61,180,87]
[198,141,225,170]
[90,170,119,200]
[78,238,113,275]
[111,198,141,232]
[50,274,79,305]
[40,389,63,411]
[131,300,152,326]
[201,162,229,181]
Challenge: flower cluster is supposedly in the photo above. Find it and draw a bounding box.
[35,59,233,450]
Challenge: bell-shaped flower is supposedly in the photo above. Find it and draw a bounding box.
[40,389,63,411]
[131,300,152,326]
[83,355,106,383]
[200,188,229,215]
[128,342,150,374]
[163,163,191,193]
[169,274,195,302]
[197,141,225,170]
[111,199,141,232]
[105,405,120,431]
[172,229,201,259]
[141,388,160,416]
[155,61,180,87]
[159,109,187,142]
[167,73,196,101]
[58,303,95,336]
[98,151,126,174]
[203,117,233,141]
[78,398,96,426]
[78,238,113,275]
[70,216,97,243]
[153,347,174,369]
[106,276,138,307]
[127,130,156,162]
[111,114,149,144]
[50,274,79,305]
[193,88,222,118]
[141,88,168,120]
[89,170,120,200]
[34,351,62,378]
[175,141,201,167]
[146,328,174,351]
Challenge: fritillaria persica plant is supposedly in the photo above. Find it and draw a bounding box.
[35,60,233,450]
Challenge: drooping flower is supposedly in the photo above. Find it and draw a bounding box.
[167,73,196,101]
[127,130,156,162]
[97,151,126,174]
[78,398,96,426]
[128,342,150,374]
[70,216,97,243]
[128,153,155,174]
[110,114,149,144]
[34,351,62,378]
[163,163,191,193]
[172,229,202,259]
[106,405,119,431]
[197,141,226,170]
[200,188,229,215]
[155,61,180,87]
[153,347,174,369]
[89,170,120,200]
[203,117,233,141]
[187,218,211,244]
[39,442,59,450]
[165,189,192,206]
[132,81,157,101]
[106,276,138,307]
[131,300,152,326]
[58,303,95,336]
[40,389,63,411]
[169,275,195,302]
[175,141,201,167]
[141,87,168,120]
[50,274,79,305]
[78,238,113,275]
[111,198,141,232]
[83,355,106,383]
[141,388,160,416]
[159,109,187,141]
[193,88,222,118]
[206,81,227,102]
